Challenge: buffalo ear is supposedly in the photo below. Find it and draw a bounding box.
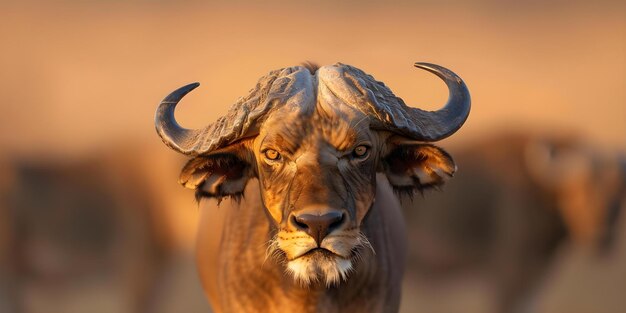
[383,143,456,193]
[179,153,254,202]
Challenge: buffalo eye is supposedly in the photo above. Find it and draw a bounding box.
[352,145,370,159]
[264,149,281,161]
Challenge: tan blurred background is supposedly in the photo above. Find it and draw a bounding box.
[1,0,624,312]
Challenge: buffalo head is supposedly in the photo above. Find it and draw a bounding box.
[155,62,470,286]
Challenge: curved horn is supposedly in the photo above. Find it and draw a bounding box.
[155,82,204,155]
[333,62,471,142]
[409,62,471,141]
[155,67,302,156]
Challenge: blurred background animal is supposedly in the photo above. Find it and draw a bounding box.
[0,146,208,313]
[401,132,625,313]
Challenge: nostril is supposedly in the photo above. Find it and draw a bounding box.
[292,212,346,245]
[292,215,309,230]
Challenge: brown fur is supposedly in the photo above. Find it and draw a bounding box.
[196,177,406,313]
[164,64,463,312]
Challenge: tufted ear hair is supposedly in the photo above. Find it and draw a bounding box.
[382,141,456,195]
[178,141,255,202]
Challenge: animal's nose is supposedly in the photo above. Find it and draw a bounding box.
[291,211,345,246]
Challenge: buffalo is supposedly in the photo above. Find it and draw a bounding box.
[155,62,471,312]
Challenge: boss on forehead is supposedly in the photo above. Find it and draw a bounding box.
[156,63,469,155]
[155,62,470,312]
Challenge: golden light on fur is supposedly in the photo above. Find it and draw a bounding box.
[156,62,470,312]
[267,228,374,286]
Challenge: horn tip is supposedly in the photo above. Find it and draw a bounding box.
[414,62,465,86]
[162,82,201,103]
[414,62,432,68]
[178,82,201,91]
[182,82,201,92]
[414,62,441,73]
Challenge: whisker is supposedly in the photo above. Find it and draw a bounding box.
[263,235,280,266]
[358,232,376,256]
